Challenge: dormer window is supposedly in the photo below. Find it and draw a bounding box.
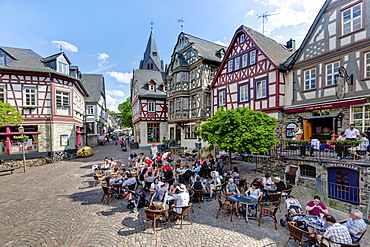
[163,85,167,92]
[149,84,155,91]
[240,34,245,43]
[0,54,5,67]
[58,61,69,74]
[153,52,157,56]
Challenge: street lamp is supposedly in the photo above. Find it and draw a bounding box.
[18,125,26,173]
[195,120,202,160]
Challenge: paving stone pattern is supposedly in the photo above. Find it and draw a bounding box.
[0,145,368,247]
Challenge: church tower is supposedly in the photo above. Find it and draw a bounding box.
[139,29,164,71]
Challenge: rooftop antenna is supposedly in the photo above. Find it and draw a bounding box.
[59,44,62,52]
[177,17,185,32]
[150,18,154,30]
[257,11,277,35]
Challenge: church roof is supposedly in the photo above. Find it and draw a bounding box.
[139,30,164,71]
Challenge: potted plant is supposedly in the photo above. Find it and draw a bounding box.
[13,135,29,142]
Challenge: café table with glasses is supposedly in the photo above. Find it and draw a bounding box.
[238,196,259,223]
[304,215,327,232]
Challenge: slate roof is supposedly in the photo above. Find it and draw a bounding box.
[241,26,293,66]
[183,33,227,63]
[81,74,105,103]
[132,69,166,98]
[42,52,71,64]
[139,30,163,71]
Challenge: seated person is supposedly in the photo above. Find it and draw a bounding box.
[183,147,191,156]
[262,174,272,186]
[162,163,172,173]
[144,157,153,167]
[171,184,190,214]
[144,171,155,191]
[306,195,328,216]
[193,162,201,174]
[209,171,222,199]
[339,209,367,243]
[150,183,169,210]
[150,177,164,193]
[317,215,353,246]
[309,137,320,157]
[110,157,117,169]
[190,172,199,184]
[273,177,287,192]
[348,133,369,160]
[122,173,137,190]
[252,177,264,189]
[128,151,138,166]
[226,178,243,218]
[109,173,123,186]
[191,176,205,191]
[231,167,241,186]
[244,182,263,216]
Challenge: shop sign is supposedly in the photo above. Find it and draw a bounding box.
[324,163,359,171]
[285,99,365,113]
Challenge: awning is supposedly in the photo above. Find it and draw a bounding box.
[303,115,337,120]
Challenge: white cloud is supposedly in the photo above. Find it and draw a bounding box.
[106,71,132,84]
[251,0,325,36]
[106,89,125,97]
[245,10,255,17]
[214,40,228,46]
[97,53,109,67]
[51,40,78,52]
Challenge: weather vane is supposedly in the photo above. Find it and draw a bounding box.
[257,11,277,35]
[177,17,185,32]
[150,19,154,30]
[59,44,62,52]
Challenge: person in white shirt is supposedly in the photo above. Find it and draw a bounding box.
[309,137,321,157]
[335,132,348,159]
[172,184,189,213]
[345,124,360,140]
[150,144,158,159]
[348,133,369,160]
[262,174,272,186]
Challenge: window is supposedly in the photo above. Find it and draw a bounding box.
[182,72,189,81]
[149,84,155,91]
[163,85,167,92]
[326,61,340,86]
[57,61,69,74]
[234,57,240,70]
[240,34,245,43]
[24,88,36,106]
[182,98,189,110]
[87,105,94,115]
[147,123,160,143]
[170,127,175,140]
[227,60,233,73]
[0,87,5,102]
[0,54,5,67]
[300,165,316,178]
[148,101,155,112]
[336,171,349,192]
[352,105,370,132]
[242,54,248,68]
[56,91,69,107]
[185,125,197,139]
[342,3,362,35]
[365,52,370,78]
[250,50,256,65]
[147,63,154,69]
[153,52,157,56]
[239,84,249,102]
[218,90,226,106]
[256,79,267,99]
[304,68,316,90]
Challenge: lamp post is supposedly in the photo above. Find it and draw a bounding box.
[18,125,26,173]
[195,120,202,160]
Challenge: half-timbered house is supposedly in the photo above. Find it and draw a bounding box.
[81,74,108,147]
[166,33,227,148]
[279,0,370,207]
[0,47,88,159]
[131,30,167,147]
[211,26,293,123]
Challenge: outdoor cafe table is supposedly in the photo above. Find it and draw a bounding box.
[304,215,327,232]
[237,197,259,223]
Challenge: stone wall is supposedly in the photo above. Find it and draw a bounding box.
[52,124,76,152]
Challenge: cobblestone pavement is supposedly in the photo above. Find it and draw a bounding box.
[0,145,368,247]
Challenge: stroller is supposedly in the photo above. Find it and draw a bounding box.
[280,195,306,228]
[121,188,150,212]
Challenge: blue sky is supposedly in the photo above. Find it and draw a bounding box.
[0,0,325,112]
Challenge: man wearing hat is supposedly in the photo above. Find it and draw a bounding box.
[172,184,189,213]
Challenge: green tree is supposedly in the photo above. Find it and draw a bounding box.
[0,102,23,126]
[117,97,133,128]
[198,107,278,169]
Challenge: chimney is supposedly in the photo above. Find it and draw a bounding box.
[286,38,296,51]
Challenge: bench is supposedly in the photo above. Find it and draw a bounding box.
[0,169,14,175]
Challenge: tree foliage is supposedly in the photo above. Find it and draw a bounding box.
[0,102,23,126]
[198,107,278,167]
[117,97,133,128]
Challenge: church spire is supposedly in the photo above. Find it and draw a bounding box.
[139,29,163,71]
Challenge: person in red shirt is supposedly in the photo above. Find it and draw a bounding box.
[162,163,172,173]
[144,157,153,167]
